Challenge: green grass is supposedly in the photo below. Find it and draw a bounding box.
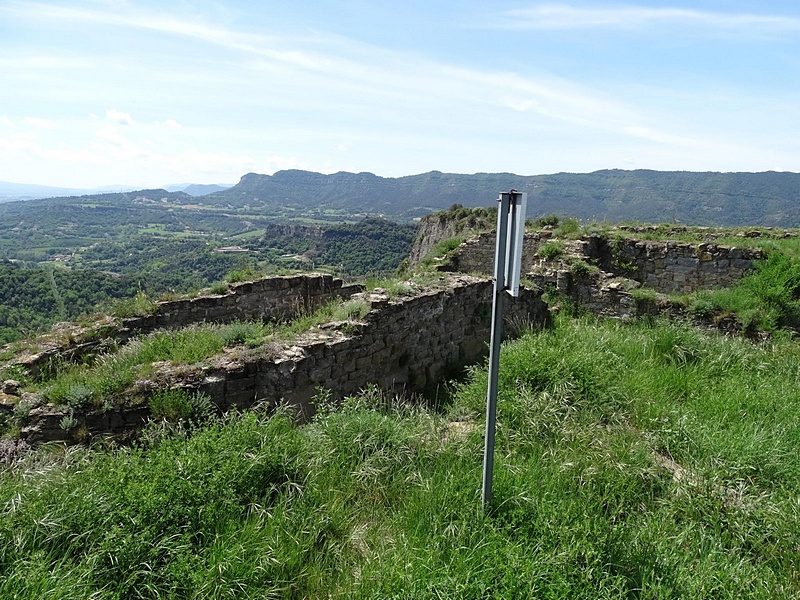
[538,239,565,260]
[3,316,800,597]
[37,323,241,408]
[417,236,465,269]
[682,252,800,332]
[552,216,581,238]
[225,265,262,284]
[33,297,375,409]
[714,234,800,260]
[106,289,159,319]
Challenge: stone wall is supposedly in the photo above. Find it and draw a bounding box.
[586,238,763,294]
[446,232,549,275]
[13,274,363,380]
[126,273,360,333]
[18,276,549,444]
[445,232,762,294]
[526,268,638,320]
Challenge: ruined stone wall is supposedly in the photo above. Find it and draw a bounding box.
[590,239,762,294]
[14,274,363,380]
[19,276,549,444]
[446,233,762,294]
[525,269,637,320]
[125,274,360,333]
[447,232,548,275]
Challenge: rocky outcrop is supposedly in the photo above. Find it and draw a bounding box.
[407,207,495,265]
[407,214,464,265]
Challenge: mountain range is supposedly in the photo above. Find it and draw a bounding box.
[201,169,800,226]
[4,169,800,226]
[0,181,233,203]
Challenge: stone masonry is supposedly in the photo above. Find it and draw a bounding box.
[12,274,363,381]
[445,232,762,294]
[17,275,549,444]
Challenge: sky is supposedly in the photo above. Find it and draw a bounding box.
[2,0,800,189]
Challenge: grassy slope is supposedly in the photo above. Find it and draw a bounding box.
[2,316,799,598]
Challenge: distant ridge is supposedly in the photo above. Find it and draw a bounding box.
[163,183,234,196]
[6,169,800,226]
[0,181,137,203]
[203,169,800,226]
[0,181,232,203]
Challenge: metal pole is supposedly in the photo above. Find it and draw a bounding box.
[482,192,511,510]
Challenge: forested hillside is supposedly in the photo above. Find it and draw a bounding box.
[0,211,416,343]
[205,169,800,225]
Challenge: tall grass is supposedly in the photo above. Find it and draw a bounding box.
[2,316,799,597]
[36,298,373,409]
[688,252,800,331]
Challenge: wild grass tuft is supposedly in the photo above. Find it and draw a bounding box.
[552,217,581,238]
[35,297,375,407]
[107,289,158,319]
[538,239,565,260]
[681,252,800,332]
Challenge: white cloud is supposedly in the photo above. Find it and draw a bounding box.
[94,126,123,144]
[0,117,12,127]
[623,125,715,150]
[23,117,55,128]
[4,0,798,184]
[491,4,800,33]
[0,131,40,154]
[158,119,182,130]
[105,109,134,126]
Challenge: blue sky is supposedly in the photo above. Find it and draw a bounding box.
[2,1,800,188]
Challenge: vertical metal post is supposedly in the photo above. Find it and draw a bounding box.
[482,192,511,510]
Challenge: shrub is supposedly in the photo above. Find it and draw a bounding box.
[225,265,259,284]
[685,252,800,333]
[109,290,158,318]
[220,321,268,347]
[569,259,597,279]
[687,293,718,319]
[418,237,465,269]
[533,213,560,228]
[59,411,78,431]
[332,299,371,321]
[432,237,464,256]
[149,388,193,422]
[553,217,580,237]
[538,240,565,260]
